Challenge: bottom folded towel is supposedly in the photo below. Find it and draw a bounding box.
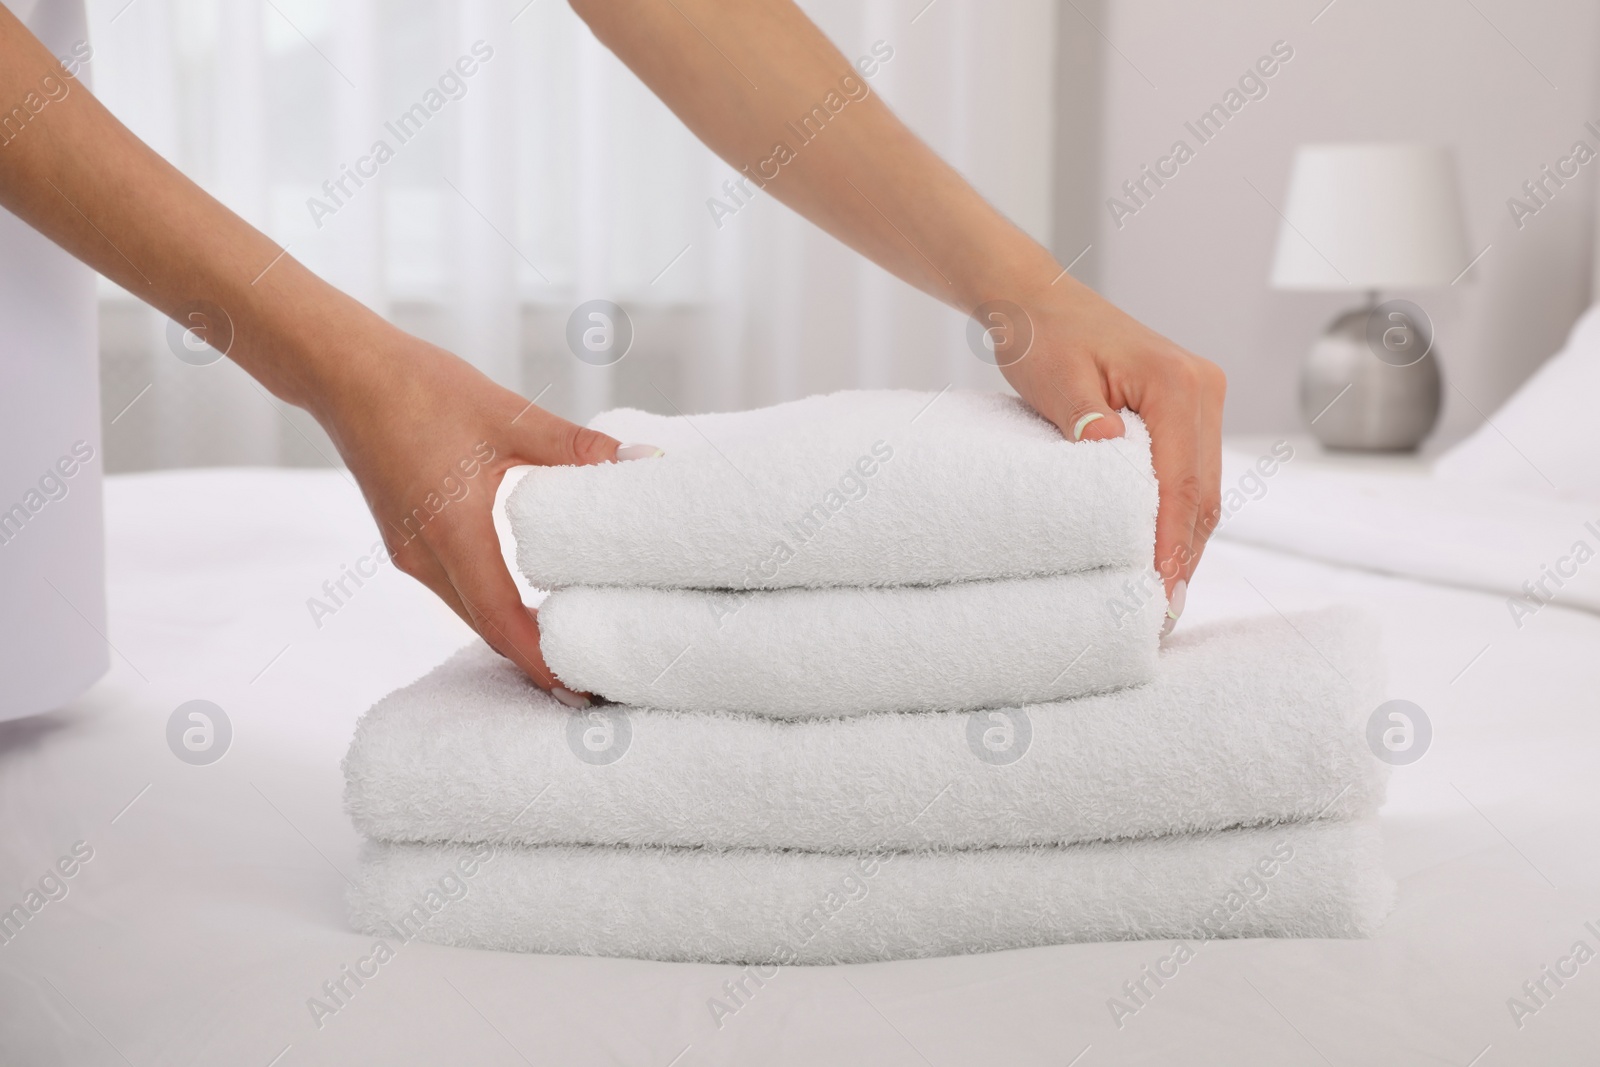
[347,820,1391,965]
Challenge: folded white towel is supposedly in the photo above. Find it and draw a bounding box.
[507,390,1157,590]
[537,568,1164,716]
[345,608,1384,850]
[346,820,1392,964]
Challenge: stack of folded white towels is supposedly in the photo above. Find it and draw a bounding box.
[344,390,1393,964]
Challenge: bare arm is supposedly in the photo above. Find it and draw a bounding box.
[0,7,621,697]
[573,0,1225,612]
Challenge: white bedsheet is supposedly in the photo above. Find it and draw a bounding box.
[1218,443,1600,616]
[2,467,1597,1066]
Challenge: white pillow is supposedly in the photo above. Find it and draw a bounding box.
[1434,302,1600,502]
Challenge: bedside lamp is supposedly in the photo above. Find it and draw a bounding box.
[1271,143,1470,451]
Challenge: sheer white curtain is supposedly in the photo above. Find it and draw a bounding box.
[88,0,1059,470]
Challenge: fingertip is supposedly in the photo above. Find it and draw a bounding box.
[615,442,666,462]
[551,686,593,709]
[1159,576,1188,638]
[1074,410,1125,441]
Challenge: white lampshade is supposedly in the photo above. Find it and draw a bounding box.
[1270,143,1470,291]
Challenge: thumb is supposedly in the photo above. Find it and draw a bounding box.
[1044,364,1127,443]
[513,405,625,467]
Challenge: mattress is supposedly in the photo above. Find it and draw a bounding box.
[1,466,1596,1066]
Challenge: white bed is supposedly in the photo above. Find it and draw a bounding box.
[2,451,1598,1064]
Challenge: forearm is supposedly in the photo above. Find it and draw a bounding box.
[0,7,382,417]
[571,0,1061,311]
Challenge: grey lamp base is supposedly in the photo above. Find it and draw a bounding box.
[1299,306,1441,452]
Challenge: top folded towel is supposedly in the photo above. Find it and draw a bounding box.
[508,389,1157,590]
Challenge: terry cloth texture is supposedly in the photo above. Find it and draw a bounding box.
[506,389,1158,591]
[536,568,1165,717]
[345,387,1393,961]
[346,819,1393,965]
[345,608,1385,851]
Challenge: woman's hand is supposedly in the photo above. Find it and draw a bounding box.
[575,0,1225,623]
[994,275,1227,626]
[1,5,674,692]
[310,326,657,700]
[0,10,633,693]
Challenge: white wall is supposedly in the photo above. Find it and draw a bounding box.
[1081,0,1600,443]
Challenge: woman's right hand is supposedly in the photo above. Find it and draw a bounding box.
[310,323,660,700]
[0,3,670,696]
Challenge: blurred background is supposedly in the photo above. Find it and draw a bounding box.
[84,0,1600,471]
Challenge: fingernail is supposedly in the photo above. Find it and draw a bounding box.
[616,443,665,461]
[1165,578,1187,631]
[1072,412,1105,441]
[552,686,591,709]
[1161,614,1176,638]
